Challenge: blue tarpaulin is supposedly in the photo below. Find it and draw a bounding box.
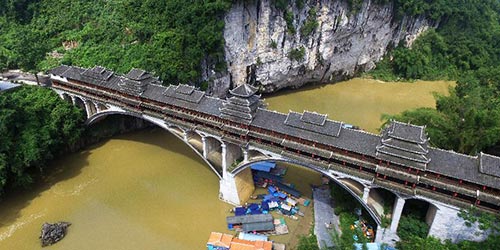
[261,201,269,211]
[250,161,276,172]
[263,194,278,202]
[254,171,283,182]
[275,192,287,199]
[235,207,246,216]
[268,186,277,194]
[276,182,301,198]
[250,209,262,215]
[248,203,260,211]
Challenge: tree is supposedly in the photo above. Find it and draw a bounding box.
[0,86,85,195]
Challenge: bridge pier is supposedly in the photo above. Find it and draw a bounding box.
[202,137,208,158]
[221,143,228,176]
[362,186,370,203]
[219,168,255,205]
[242,148,249,163]
[390,196,405,232]
[427,202,487,242]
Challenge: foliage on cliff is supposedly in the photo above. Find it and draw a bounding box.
[375,0,500,155]
[0,86,85,195]
[0,0,230,85]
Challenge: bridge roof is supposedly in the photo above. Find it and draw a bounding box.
[49,65,500,190]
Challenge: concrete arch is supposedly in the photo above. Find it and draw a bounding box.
[86,100,98,116]
[96,103,108,112]
[232,158,382,225]
[185,130,203,153]
[247,149,269,161]
[61,93,72,103]
[224,141,244,171]
[204,136,224,176]
[401,198,439,229]
[339,178,365,197]
[86,110,223,179]
[367,187,397,220]
[73,96,88,117]
[169,124,185,137]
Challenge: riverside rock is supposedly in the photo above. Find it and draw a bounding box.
[207,0,435,96]
[39,222,71,247]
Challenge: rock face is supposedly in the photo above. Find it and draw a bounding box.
[40,222,71,247]
[208,0,434,96]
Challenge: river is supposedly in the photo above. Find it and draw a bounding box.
[265,78,453,133]
[0,78,452,249]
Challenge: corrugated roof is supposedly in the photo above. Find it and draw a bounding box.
[226,214,273,224]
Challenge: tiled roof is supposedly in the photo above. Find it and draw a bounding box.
[207,232,233,248]
[163,84,205,103]
[300,111,327,126]
[49,65,500,190]
[479,153,500,178]
[386,120,428,144]
[229,84,258,97]
[376,121,431,170]
[82,66,114,81]
[125,68,149,81]
[284,111,342,137]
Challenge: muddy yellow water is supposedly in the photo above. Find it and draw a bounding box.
[0,129,233,250]
[0,78,452,249]
[266,78,453,133]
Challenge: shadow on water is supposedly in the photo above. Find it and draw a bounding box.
[262,81,332,99]
[0,116,217,231]
[87,114,211,172]
[111,127,211,173]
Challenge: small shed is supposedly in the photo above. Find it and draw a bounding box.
[207,232,233,250]
[230,238,272,250]
[250,161,276,172]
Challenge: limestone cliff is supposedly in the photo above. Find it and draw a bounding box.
[208,0,434,96]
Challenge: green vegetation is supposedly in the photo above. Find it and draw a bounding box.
[372,0,500,81]
[0,86,85,196]
[382,72,500,155]
[374,1,500,155]
[396,207,500,249]
[397,215,429,241]
[300,8,318,38]
[289,47,306,62]
[0,0,231,86]
[330,183,372,249]
[285,10,297,34]
[296,233,320,250]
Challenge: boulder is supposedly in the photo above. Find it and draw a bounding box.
[39,222,71,247]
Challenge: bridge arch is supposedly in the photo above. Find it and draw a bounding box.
[367,187,397,222]
[224,141,244,170]
[86,100,98,117]
[247,149,269,161]
[204,136,224,175]
[86,110,222,179]
[73,96,88,117]
[168,124,185,137]
[232,158,382,225]
[96,102,108,112]
[400,198,439,236]
[61,93,72,103]
[185,130,203,153]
